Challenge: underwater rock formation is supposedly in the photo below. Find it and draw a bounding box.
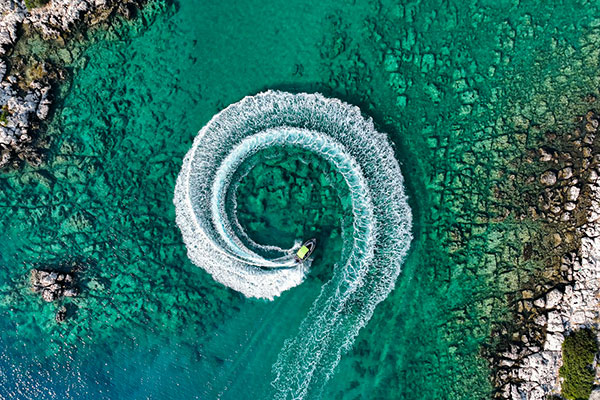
[30,268,78,302]
[55,305,67,323]
[0,0,145,169]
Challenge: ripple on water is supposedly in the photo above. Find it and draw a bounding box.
[173,90,412,398]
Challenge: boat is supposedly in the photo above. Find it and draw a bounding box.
[294,238,317,263]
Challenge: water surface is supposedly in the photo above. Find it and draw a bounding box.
[2,0,600,399]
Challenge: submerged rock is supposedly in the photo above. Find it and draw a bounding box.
[62,287,78,297]
[55,306,67,323]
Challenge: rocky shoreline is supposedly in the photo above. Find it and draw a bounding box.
[0,0,144,169]
[490,110,600,399]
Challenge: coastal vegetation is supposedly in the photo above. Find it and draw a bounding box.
[559,328,598,400]
[0,106,9,126]
[24,0,49,10]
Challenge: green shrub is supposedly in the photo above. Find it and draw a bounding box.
[24,0,49,10]
[0,106,9,126]
[559,328,598,400]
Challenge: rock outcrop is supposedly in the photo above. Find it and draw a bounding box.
[30,268,78,302]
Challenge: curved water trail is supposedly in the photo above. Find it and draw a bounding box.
[173,91,412,398]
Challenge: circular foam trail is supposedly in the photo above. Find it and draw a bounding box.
[174,91,412,398]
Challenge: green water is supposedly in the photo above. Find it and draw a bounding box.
[2,0,600,398]
[234,146,351,276]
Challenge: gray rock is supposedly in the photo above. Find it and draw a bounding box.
[558,167,573,180]
[539,148,553,162]
[30,268,78,301]
[41,288,56,302]
[47,283,61,292]
[591,389,600,400]
[545,289,563,308]
[534,314,547,326]
[63,287,78,297]
[533,297,545,308]
[546,311,563,332]
[540,171,557,186]
[56,306,67,323]
[39,271,58,286]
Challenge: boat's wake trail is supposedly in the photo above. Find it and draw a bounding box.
[174,91,412,399]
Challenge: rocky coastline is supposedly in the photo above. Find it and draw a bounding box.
[0,0,145,169]
[490,110,600,399]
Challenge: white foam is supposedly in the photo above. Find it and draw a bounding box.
[173,91,412,396]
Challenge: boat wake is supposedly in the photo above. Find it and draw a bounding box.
[173,91,412,399]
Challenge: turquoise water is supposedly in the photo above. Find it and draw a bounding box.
[235,146,350,257]
[2,0,600,398]
[171,91,411,399]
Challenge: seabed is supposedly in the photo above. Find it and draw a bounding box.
[1,1,600,399]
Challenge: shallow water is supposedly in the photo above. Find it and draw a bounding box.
[235,146,350,269]
[2,0,600,399]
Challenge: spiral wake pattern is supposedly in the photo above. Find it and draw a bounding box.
[174,91,412,398]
